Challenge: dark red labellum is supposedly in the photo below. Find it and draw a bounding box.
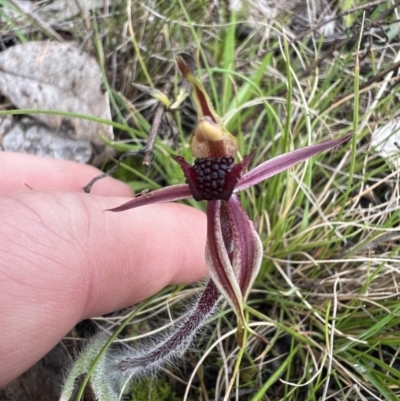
[174,154,255,201]
[192,157,234,200]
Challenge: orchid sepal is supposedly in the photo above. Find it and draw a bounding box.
[175,53,238,159]
[236,134,352,192]
[106,184,192,212]
[175,53,220,124]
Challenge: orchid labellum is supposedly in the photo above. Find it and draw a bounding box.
[108,54,351,350]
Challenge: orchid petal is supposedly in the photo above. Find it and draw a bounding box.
[106,184,192,212]
[236,134,352,191]
[226,195,263,300]
[205,201,245,321]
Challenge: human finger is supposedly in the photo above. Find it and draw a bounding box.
[0,191,206,385]
[0,152,133,197]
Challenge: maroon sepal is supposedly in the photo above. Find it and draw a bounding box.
[105,184,192,212]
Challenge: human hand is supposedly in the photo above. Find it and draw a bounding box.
[0,152,207,386]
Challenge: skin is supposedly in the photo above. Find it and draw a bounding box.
[0,152,207,387]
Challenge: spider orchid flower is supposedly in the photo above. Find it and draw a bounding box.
[60,56,351,400]
[104,58,351,379]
